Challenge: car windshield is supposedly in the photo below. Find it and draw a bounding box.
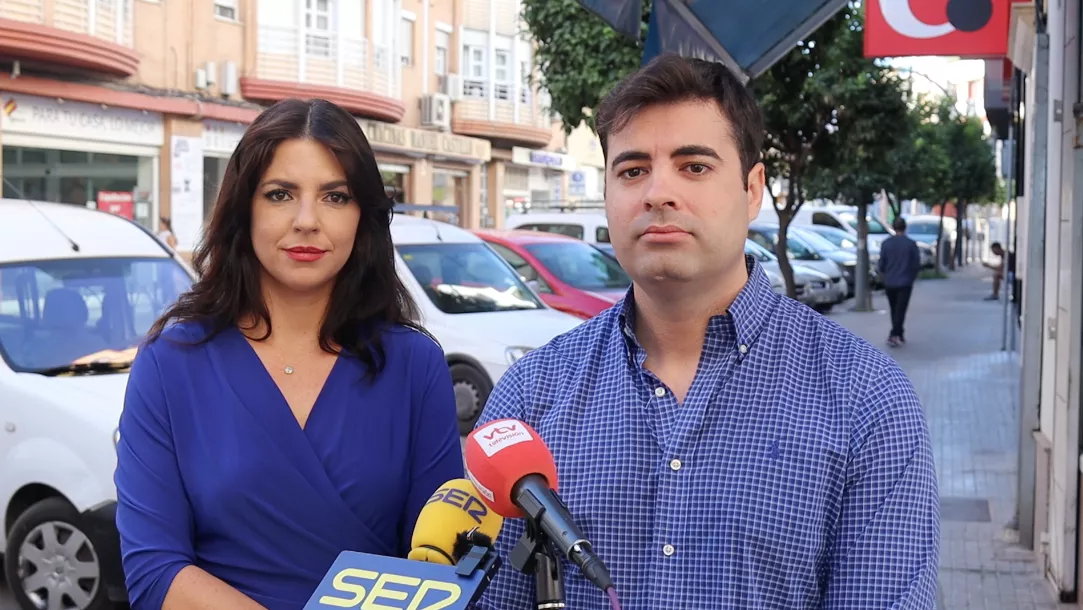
[397,243,544,314]
[838,212,891,235]
[0,257,193,374]
[744,239,777,262]
[792,227,842,252]
[806,225,857,249]
[524,241,631,290]
[906,221,943,235]
[753,227,821,260]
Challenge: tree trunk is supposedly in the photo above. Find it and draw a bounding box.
[953,200,967,267]
[935,201,948,275]
[852,200,874,312]
[777,177,798,299]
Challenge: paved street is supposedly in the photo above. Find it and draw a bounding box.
[826,267,1070,609]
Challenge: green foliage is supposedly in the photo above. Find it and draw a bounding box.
[520,0,648,133]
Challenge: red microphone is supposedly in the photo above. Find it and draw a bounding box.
[464,418,614,594]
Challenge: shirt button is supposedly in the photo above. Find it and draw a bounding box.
[662,544,675,556]
[654,387,666,397]
[739,344,748,354]
[669,459,683,471]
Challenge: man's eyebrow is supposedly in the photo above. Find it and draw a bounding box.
[609,146,722,168]
[672,145,721,160]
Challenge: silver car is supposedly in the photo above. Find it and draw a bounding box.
[745,239,839,310]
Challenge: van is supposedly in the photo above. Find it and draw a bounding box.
[390,215,582,433]
[0,199,196,610]
[503,211,613,255]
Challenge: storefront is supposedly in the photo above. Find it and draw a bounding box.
[0,93,163,230]
[509,146,576,209]
[357,119,491,226]
[201,119,248,218]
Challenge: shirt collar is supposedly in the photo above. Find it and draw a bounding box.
[616,255,777,357]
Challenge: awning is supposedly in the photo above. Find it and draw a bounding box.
[581,0,850,82]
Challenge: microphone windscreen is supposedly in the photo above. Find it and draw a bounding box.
[407,478,504,566]
[463,418,558,518]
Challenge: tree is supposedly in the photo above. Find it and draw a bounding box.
[945,114,999,268]
[751,3,909,304]
[520,0,648,133]
[884,95,953,218]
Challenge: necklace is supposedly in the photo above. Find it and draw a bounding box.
[284,366,295,375]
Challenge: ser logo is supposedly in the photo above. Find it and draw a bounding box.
[317,569,461,610]
[425,486,488,526]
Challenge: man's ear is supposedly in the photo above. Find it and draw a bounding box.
[746,162,766,222]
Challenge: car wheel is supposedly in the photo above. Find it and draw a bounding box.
[4,497,108,610]
[450,363,493,435]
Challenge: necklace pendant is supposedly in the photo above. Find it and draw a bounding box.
[284,366,294,375]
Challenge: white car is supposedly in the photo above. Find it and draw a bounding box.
[390,214,582,433]
[744,239,838,308]
[0,198,196,610]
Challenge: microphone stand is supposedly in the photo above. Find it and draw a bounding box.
[510,520,566,609]
[453,531,503,608]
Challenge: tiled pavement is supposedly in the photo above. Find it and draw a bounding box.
[827,267,1072,610]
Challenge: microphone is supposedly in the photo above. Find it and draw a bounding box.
[464,418,615,594]
[408,478,504,565]
[303,479,503,610]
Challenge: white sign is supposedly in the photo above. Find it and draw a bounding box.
[511,146,576,172]
[0,93,163,147]
[170,136,205,252]
[202,119,247,157]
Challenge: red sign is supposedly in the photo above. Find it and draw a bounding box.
[864,0,1025,59]
[97,191,134,220]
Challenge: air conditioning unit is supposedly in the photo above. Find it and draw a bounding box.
[221,61,239,98]
[443,73,463,101]
[420,93,451,130]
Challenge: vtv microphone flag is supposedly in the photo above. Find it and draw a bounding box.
[464,418,615,594]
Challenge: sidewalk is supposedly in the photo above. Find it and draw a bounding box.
[826,267,1070,610]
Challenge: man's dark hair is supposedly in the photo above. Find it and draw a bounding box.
[594,53,765,189]
[893,216,907,232]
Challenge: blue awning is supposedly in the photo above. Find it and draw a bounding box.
[583,0,850,82]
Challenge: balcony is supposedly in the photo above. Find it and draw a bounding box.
[452,82,553,149]
[242,24,404,123]
[0,0,137,76]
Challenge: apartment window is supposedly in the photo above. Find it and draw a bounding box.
[520,59,531,104]
[463,45,487,98]
[305,0,332,58]
[493,50,511,100]
[400,17,414,67]
[214,0,237,20]
[435,31,449,89]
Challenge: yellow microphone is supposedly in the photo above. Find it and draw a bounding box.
[408,478,504,566]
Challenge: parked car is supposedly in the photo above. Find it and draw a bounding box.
[798,224,884,289]
[0,198,197,610]
[902,214,955,268]
[744,239,839,310]
[473,230,629,320]
[747,222,848,306]
[504,211,610,247]
[390,215,582,433]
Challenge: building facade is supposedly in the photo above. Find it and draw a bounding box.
[0,0,572,251]
[1009,0,1083,601]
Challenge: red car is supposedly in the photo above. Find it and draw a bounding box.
[472,229,631,320]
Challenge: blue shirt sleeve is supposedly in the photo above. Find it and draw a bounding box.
[398,335,467,557]
[114,342,195,610]
[825,360,940,609]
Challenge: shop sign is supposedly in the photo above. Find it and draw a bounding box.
[358,119,491,163]
[0,93,163,147]
[202,119,247,156]
[511,146,576,172]
[97,191,134,220]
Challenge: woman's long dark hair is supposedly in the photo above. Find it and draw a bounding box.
[148,98,428,375]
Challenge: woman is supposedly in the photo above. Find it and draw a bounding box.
[114,98,464,610]
[157,216,178,249]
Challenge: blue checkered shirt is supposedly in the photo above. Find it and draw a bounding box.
[471,257,939,609]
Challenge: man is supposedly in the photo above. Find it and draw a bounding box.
[877,216,922,346]
[472,54,938,609]
[983,242,1007,300]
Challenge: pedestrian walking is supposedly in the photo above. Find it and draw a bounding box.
[878,216,922,347]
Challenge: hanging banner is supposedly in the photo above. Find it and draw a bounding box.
[864,0,1028,59]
